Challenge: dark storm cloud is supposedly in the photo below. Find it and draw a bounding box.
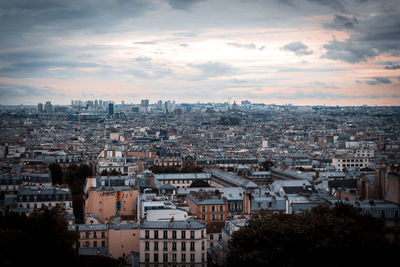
[282,41,313,56]
[306,0,346,12]
[384,62,400,70]
[322,39,378,63]
[325,15,358,30]
[322,8,400,63]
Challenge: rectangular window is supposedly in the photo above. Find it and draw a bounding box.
[395,210,399,219]
[220,214,224,220]
[154,242,159,251]
[181,242,186,251]
[202,253,205,262]
[202,206,205,212]
[181,231,186,239]
[172,253,177,262]
[163,242,168,251]
[145,253,149,262]
[86,232,89,239]
[190,254,195,262]
[163,254,168,262]
[154,254,159,262]
[190,231,194,239]
[172,242,177,251]
[145,230,149,239]
[202,241,205,250]
[201,214,205,220]
[380,209,385,218]
[220,205,224,212]
[163,230,168,239]
[201,230,204,238]
[181,254,186,262]
[172,230,177,239]
[85,241,89,247]
[93,232,97,238]
[154,230,159,239]
[101,232,105,238]
[210,234,213,240]
[211,206,215,212]
[93,241,97,247]
[212,214,215,221]
[190,242,195,251]
[145,241,150,250]
[102,241,105,247]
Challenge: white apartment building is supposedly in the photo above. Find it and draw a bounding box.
[140,218,207,266]
[332,156,369,171]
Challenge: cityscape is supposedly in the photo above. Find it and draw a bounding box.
[1,0,400,267]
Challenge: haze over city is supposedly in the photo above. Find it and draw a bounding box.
[0,0,399,106]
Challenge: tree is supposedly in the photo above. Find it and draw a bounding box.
[261,160,274,171]
[227,203,397,267]
[189,180,210,188]
[0,206,77,266]
[49,162,64,185]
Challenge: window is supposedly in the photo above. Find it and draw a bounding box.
[93,232,97,238]
[220,205,224,212]
[154,254,159,262]
[154,242,159,251]
[380,209,385,218]
[190,242,195,251]
[145,242,150,250]
[395,210,399,219]
[163,230,168,239]
[230,203,235,210]
[172,230,177,239]
[172,253,177,262]
[190,254,195,262]
[102,241,105,247]
[211,214,215,221]
[201,206,205,212]
[202,253,205,262]
[172,242,177,251]
[181,231,186,239]
[101,232,105,238]
[163,254,168,262]
[85,241,89,247]
[190,231,194,239]
[86,232,90,239]
[145,253,149,262]
[154,230,159,239]
[210,242,214,247]
[202,241,205,250]
[182,253,186,262]
[218,234,222,240]
[201,214,205,220]
[220,214,224,220]
[27,204,30,209]
[163,242,168,251]
[210,234,213,240]
[181,242,186,251]
[211,206,215,212]
[93,241,97,247]
[145,230,149,239]
[201,230,204,238]
[34,203,37,209]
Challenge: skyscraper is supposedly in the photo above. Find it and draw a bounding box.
[108,102,114,116]
[37,103,43,113]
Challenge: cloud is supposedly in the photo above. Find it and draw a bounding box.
[306,0,346,12]
[309,81,338,89]
[227,42,257,50]
[322,39,378,63]
[167,0,203,11]
[366,77,392,85]
[325,14,358,30]
[384,62,400,70]
[135,56,152,62]
[282,41,313,56]
[188,61,236,79]
[0,82,62,99]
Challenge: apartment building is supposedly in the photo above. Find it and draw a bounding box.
[139,218,207,266]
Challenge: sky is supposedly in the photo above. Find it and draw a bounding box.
[0,0,399,106]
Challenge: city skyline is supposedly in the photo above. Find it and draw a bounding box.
[0,0,400,106]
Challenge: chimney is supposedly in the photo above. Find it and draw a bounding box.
[169,216,174,227]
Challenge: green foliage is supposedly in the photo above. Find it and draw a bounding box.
[100,169,123,176]
[261,160,274,171]
[62,164,92,222]
[49,162,64,185]
[189,180,210,188]
[0,206,77,266]
[227,203,395,267]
